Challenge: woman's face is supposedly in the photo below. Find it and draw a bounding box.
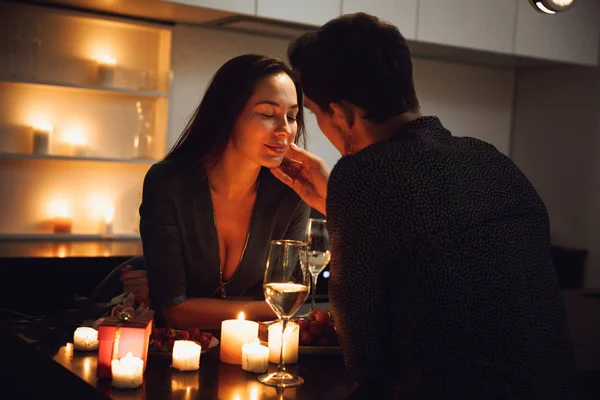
[230,72,299,168]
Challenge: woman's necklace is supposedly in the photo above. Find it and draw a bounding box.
[211,179,259,299]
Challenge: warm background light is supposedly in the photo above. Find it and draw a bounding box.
[61,124,88,145]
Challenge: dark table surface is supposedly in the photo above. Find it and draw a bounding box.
[2,303,357,400]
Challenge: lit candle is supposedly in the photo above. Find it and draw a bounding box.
[73,327,99,351]
[268,321,299,364]
[172,340,201,371]
[97,53,117,86]
[61,124,88,157]
[111,351,144,389]
[242,338,269,373]
[53,204,72,234]
[220,312,259,365]
[32,121,53,155]
[103,206,115,236]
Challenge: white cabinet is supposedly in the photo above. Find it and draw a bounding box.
[515,0,600,66]
[417,0,517,54]
[165,0,255,15]
[257,0,341,26]
[342,0,417,40]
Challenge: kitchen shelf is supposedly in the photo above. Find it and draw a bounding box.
[0,153,158,165]
[0,79,168,98]
[0,233,141,242]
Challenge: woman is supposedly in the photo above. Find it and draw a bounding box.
[126,54,309,329]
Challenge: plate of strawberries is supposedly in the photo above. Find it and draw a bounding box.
[148,327,218,356]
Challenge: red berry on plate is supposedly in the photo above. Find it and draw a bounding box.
[166,338,175,350]
[314,310,330,325]
[308,321,323,336]
[180,330,190,340]
[297,319,309,332]
[300,331,313,346]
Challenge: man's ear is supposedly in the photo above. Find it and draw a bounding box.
[329,102,355,129]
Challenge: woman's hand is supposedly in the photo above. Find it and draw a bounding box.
[270,143,330,216]
[120,265,151,306]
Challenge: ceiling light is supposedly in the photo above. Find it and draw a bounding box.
[529,0,576,14]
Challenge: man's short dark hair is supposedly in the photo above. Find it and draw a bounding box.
[288,13,419,123]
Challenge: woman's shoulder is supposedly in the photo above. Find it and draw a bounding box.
[144,160,202,187]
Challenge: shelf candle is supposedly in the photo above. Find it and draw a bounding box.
[104,206,115,236]
[32,121,53,155]
[97,53,117,86]
[171,340,201,371]
[73,327,99,351]
[242,339,269,373]
[111,351,144,389]
[52,204,72,234]
[219,312,259,365]
[268,321,299,364]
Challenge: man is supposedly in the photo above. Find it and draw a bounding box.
[271,13,576,399]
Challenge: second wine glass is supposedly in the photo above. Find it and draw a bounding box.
[306,218,331,314]
[259,240,310,388]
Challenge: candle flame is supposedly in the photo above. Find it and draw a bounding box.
[237,312,245,321]
[104,207,115,223]
[98,53,117,65]
[32,120,53,133]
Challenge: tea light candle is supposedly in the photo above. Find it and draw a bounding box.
[32,121,53,155]
[242,339,269,373]
[268,321,299,364]
[73,327,99,351]
[111,351,144,389]
[220,312,259,365]
[97,54,117,86]
[172,340,201,371]
[103,207,115,236]
[52,204,72,234]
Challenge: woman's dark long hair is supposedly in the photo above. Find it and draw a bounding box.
[165,54,306,168]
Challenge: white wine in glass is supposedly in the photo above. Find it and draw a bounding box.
[259,240,310,388]
[306,218,330,314]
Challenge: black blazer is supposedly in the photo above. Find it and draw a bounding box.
[140,160,310,309]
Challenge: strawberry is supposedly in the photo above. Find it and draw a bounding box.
[299,331,313,346]
[308,321,323,336]
[297,318,309,332]
[314,310,330,325]
[166,338,175,351]
[179,330,190,340]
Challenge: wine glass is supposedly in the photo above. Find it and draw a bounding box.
[259,240,310,388]
[306,218,331,315]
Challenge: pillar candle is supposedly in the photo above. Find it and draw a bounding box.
[53,217,72,234]
[31,121,53,155]
[242,339,269,373]
[73,327,99,351]
[172,340,201,371]
[220,312,259,365]
[268,321,299,364]
[111,352,144,389]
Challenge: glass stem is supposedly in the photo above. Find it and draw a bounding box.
[276,318,288,375]
[310,273,319,312]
